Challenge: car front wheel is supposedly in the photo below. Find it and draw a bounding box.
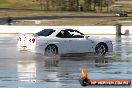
[95,43,107,56]
[45,45,58,57]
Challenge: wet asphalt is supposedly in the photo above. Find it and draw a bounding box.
[0,34,132,88]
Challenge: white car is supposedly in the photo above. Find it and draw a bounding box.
[17,28,113,56]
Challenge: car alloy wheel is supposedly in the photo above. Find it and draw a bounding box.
[45,45,58,57]
[95,43,107,56]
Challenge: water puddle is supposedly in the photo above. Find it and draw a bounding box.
[0,35,132,88]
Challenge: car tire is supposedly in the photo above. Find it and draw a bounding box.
[95,43,107,56]
[45,44,58,57]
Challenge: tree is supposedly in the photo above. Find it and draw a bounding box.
[84,0,92,11]
[35,0,114,12]
[68,0,76,11]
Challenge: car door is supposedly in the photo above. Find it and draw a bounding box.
[56,30,74,53]
[56,29,93,53]
[56,38,73,54]
[69,30,94,53]
[69,38,93,53]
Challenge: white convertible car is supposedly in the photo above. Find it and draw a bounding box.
[17,28,113,56]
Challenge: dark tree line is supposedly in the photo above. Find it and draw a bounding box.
[83,0,114,12]
[34,0,114,12]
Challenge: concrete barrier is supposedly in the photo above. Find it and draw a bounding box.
[0,25,131,35]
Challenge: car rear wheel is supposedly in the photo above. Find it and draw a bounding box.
[45,45,58,57]
[95,43,107,56]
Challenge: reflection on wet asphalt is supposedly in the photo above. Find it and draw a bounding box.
[0,35,132,88]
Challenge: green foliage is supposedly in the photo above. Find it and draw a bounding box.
[0,0,7,3]
[0,0,11,8]
[1,0,130,12]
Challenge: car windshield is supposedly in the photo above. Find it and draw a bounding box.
[35,29,55,36]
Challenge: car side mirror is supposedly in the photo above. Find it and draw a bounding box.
[85,35,90,39]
